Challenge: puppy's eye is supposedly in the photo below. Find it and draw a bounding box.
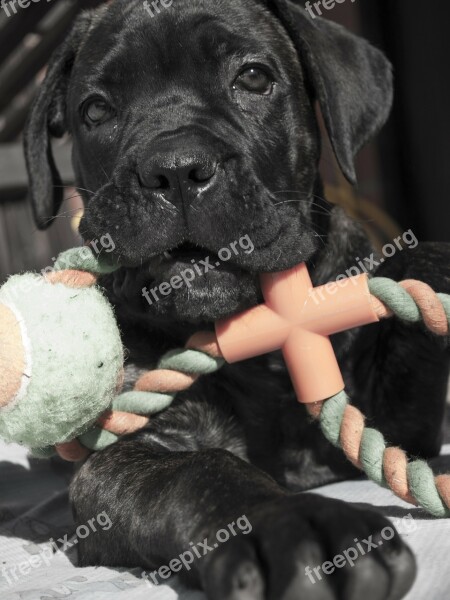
[233,67,273,95]
[82,98,114,126]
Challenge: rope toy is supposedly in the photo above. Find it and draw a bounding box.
[0,248,449,516]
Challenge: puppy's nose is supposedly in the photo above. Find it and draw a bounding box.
[139,153,217,197]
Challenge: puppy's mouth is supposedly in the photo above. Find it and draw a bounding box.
[160,242,213,264]
[147,240,246,277]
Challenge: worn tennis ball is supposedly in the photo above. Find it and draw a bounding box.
[0,273,124,448]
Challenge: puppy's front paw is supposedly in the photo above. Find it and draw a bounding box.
[202,495,416,600]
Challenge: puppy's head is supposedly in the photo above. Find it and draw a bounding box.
[24,0,392,323]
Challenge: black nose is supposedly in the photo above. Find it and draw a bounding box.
[139,151,218,199]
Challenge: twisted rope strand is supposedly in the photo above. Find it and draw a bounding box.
[305,278,450,517]
[306,392,450,517]
[75,332,224,453]
[369,278,450,335]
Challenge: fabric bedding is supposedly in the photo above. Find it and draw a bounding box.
[1,439,449,600]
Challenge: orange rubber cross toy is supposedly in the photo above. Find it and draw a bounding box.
[215,263,380,404]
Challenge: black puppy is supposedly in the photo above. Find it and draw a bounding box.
[24,0,450,598]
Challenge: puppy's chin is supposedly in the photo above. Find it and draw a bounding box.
[150,268,259,323]
[109,256,260,326]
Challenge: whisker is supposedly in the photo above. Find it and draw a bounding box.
[272,190,311,196]
[273,199,333,217]
[89,150,112,185]
[52,185,96,196]
[51,205,84,216]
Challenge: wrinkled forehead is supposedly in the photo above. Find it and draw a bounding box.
[72,0,297,90]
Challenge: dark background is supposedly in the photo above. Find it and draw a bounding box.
[358,0,450,244]
[0,0,449,281]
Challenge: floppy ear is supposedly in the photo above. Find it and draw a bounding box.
[23,13,94,229]
[270,0,393,183]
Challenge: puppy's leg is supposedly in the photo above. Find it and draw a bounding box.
[71,433,415,600]
[351,242,450,457]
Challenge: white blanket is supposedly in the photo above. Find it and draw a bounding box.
[1,440,449,600]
